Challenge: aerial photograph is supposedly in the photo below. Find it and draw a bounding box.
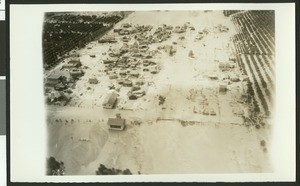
[43,10,275,175]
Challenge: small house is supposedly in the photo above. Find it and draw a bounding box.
[107,118,125,130]
[230,74,240,82]
[62,60,81,69]
[128,93,137,100]
[113,28,122,33]
[109,74,118,80]
[131,86,141,91]
[47,91,70,106]
[240,75,249,82]
[88,78,98,84]
[117,78,124,85]
[135,80,144,85]
[68,60,81,66]
[122,23,131,28]
[98,36,117,43]
[208,74,218,80]
[219,62,231,71]
[232,107,244,116]
[103,59,116,64]
[70,69,84,77]
[123,80,133,87]
[54,82,67,91]
[133,90,146,97]
[219,84,227,93]
[102,92,118,109]
[46,74,63,87]
[129,71,139,78]
[203,108,210,115]
[150,69,158,74]
[219,62,235,71]
[119,70,127,76]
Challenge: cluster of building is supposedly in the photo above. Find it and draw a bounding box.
[97,23,187,104]
[205,57,250,95]
[45,57,85,106]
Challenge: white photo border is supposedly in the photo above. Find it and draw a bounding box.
[9,3,295,182]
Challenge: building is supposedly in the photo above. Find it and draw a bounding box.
[123,79,133,87]
[219,62,235,71]
[70,69,84,78]
[46,74,63,87]
[109,74,118,80]
[88,78,98,84]
[230,74,240,82]
[208,74,218,80]
[232,107,244,116]
[68,59,81,66]
[107,115,125,130]
[62,60,81,69]
[47,91,70,106]
[219,84,227,93]
[103,58,117,64]
[129,71,139,78]
[102,92,118,109]
[98,36,117,43]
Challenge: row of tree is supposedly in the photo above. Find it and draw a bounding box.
[47,157,133,175]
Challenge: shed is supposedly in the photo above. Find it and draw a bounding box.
[129,71,139,78]
[109,74,118,80]
[46,74,62,87]
[68,59,81,65]
[219,84,227,93]
[119,70,127,76]
[102,92,118,109]
[103,59,115,64]
[70,69,84,77]
[128,93,137,100]
[219,62,235,71]
[107,118,125,130]
[133,90,146,97]
[233,107,244,116]
[117,78,124,85]
[131,86,141,91]
[230,74,240,82]
[48,91,70,104]
[135,80,144,85]
[219,62,231,71]
[123,80,133,87]
[98,36,117,43]
[208,74,218,80]
[63,60,81,69]
[89,78,98,84]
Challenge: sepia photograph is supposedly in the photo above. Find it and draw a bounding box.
[9,3,295,183]
[43,10,275,175]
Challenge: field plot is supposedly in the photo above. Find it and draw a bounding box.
[44,10,275,175]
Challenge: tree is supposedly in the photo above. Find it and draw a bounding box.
[96,164,132,175]
[46,156,65,175]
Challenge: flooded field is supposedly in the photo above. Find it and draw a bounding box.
[44,10,274,175]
